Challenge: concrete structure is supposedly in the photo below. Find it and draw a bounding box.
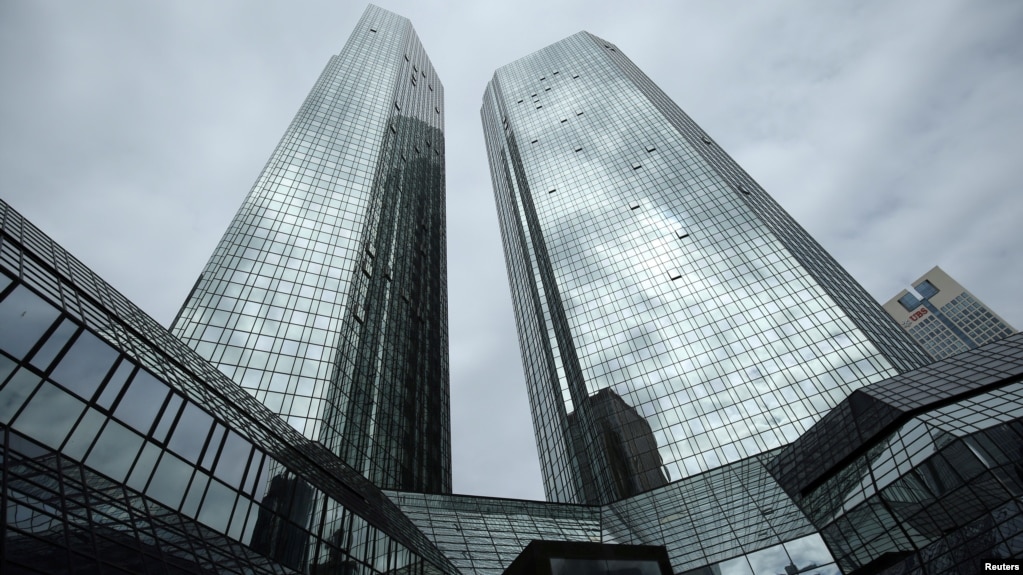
[884,265,1015,360]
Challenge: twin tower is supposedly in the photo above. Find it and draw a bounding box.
[173,4,927,507]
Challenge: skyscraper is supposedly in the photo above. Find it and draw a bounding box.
[171,5,450,493]
[883,265,1016,360]
[481,32,930,505]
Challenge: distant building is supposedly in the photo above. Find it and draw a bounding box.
[883,265,1015,360]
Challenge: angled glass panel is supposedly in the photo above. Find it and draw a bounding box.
[85,420,144,482]
[12,380,86,449]
[147,451,196,511]
[168,402,214,463]
[0,285,60,359]
[63,407,105,460]
[28,317,77,371]
[113,368,169,435]
[214,430,252,488]
[0,367,43,424]
[50,329,119,400]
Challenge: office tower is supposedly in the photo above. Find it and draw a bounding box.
[883,265,1016,360]
[171,5,450,493]
[481,32,931,505]
[0,199,459,574]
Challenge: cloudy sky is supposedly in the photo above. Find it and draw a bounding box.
[2,0,1020,501]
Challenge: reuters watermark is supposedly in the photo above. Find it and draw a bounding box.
[984,561,1022,571]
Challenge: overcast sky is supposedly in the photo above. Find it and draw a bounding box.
[2,0,1020,501]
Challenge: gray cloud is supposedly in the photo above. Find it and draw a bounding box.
[1,0,1020,501]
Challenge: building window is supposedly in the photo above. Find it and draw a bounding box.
[915,280,939,299]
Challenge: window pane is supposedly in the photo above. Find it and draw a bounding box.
[214,430,253,488]
[0,368,43,424]
[86,420,144,482]
[12,381,86,450]
[114,368,169,435]
[97,359,135,410]
[0,354,15,385]
[127,442,162,492]
[0,286,60,359]
[28,318,77,371]
[50,330,119,400]
[168,403,213,463]
[198,478,237,533]
[64,408,106,461]
[148,451,195,510]
[153,394,184,443]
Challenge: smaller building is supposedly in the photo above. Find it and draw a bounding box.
[883,266,1015,360]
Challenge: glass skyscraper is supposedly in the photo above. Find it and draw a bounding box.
[481,32,931,505]
[171,5,450,494]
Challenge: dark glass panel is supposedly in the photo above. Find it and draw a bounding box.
[86,420,144,482]
[0,367,43,424]
[50,329,119,400]
[97,359,136,410]
[127,442,163,492]
[214,430,252,488]
[12,381,86,449]
[167,403,213,463]
[198,478,237,533]
[201,423,226,470]
[63,407,106,460]
[147,451,195,511]
[0,352,15,384]
[153,394,184,444]
[0,285,60,359]
[28,317,76,371]
[114,368,169,435]
[182,471,210,517]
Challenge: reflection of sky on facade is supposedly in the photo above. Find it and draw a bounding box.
[173,46,391,439]
[172,3,448,494]
[488,31,908,491]
[173,7,421,433]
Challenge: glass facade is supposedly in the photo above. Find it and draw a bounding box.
[0,198,458,573]
[389,451,841,574]
[171,5,451,494]
[481,32,930,506]
[770,334,1023,573]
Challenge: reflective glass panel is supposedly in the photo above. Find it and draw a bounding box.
[114,368,169,435]
[50,329,119,400]
[12,381,86,449]
[86,420,144,482]
[0,285,60,359]
[168,403,214,463]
